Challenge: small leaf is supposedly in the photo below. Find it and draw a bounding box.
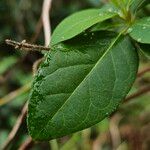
[51,6,118,46]
[129,17,150,44]
[28,31,139,141]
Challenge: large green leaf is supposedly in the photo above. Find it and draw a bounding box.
[50,6,117,46]
[129,17,150,44]
[28,31,139,141]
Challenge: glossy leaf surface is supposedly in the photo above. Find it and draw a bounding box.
[28,32,139,141]
[51,6,117,46]
[129,17,150,44]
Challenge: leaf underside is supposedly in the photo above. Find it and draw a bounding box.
[28,31,139,141]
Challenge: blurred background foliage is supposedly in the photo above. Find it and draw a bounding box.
[0,0,150,149]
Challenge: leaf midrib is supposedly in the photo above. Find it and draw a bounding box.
[35,33,122,139]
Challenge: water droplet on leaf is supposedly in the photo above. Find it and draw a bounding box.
[108,8,112,12]
[106,112,109,116]
[142,26,146,29]
[128,28,133,33]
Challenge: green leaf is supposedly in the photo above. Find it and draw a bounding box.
[111,0,129,7]
[28,31,139,141]
[90,20,124,32]
[129,17,150,44]
[51,6,118,46]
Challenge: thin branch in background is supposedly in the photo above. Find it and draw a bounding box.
[0,75,4,83]
[30,17,43,43]
[18,137,34,150]
[124,85,150,103]
[92,133,108,150]
[110,85,150,118]
[5,39,49,52]
[0,83,30,106]
[137,67,150,78]
[42,1,60,149]
[42,0,53,46]
[32,58,44,75]
[2,102,28,150]
[2,0,53,149]
[109,114,122,150]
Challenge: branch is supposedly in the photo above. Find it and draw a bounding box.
[42,0,53,46]
[110,85,150,118]
[32,58,44,75]
[5,39,50,52]
[137,67,150,78]
[109,114,122,149]
[18,137,34,150]
[0,83,30,106]
[2,102,28,150]
[124,85,150,103]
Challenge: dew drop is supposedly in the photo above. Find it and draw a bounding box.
[138,38,141,42]
[142,26,146,29]
[108,8,112,12]
[106,112,109,116]
[62,36,65,39]
[57,45,63,49]
[91,33,94,36]
[128,28,133,33]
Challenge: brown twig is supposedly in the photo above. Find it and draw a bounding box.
[5,39,50,52]
[137,67,150,78]
[0,75,4,83]
[42,0,53,46]
[2,102,28,150]
[0,83,30,106]
[18,137,34,150]
[124,85,150,103]
[109,114,122,150]
[2,0,53,149]
[32,58,44,75]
